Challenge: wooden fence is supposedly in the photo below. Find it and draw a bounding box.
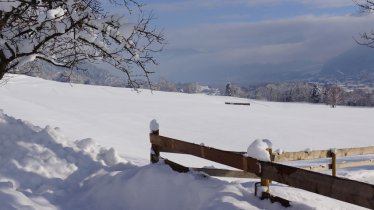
[273,146,374,176]
[149,128,374,209]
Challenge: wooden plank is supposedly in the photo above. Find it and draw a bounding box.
[336,146,374,157]
[336,159,374,169]
[300,159,374,172]
[150,134,261,175]
[162,158,258,178]
[163,159,190,173]
[273,150,330,161]
[261,161,374,209]
[225,102,250,106]
[274,146,374,162]
[162,158,190,173]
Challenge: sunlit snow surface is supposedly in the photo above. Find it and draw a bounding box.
[0,75,373,210]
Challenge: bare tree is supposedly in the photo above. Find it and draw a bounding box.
[154,78,177,92]
[355,1,374,47]
[225,83,232,96]
[326,85,344,108]
[229,84,248,98]
[0,0,164,88]
[184,82,201,93]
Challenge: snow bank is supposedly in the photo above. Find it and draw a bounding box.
[247,139,272,161]
[70,164,264,210]
[0,110,128,209]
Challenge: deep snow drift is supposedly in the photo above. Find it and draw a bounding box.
[0,75,373,209]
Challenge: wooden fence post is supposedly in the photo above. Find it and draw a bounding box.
[331,151,337,177]
[150,120,160,163]
[261,148,273,193]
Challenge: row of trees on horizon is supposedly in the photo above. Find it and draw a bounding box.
[20,64,374,108]
[154,79,374,107]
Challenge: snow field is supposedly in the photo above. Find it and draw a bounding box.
[1,75,373,165]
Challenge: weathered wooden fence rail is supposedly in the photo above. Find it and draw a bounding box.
[150,133,260,176]
[272,146,374,176]
[149,128,374,209]
[261,161,374,209]
[274,146,374,162]
[217,146,374,176]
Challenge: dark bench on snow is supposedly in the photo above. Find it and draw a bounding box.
[225,102,250,106]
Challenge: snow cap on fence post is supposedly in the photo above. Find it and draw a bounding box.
[150,119,159,135]
[150,119,160,163]
[247,139,272,162]
[248,139,273,195]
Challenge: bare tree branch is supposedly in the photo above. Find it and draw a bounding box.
[0,0,165,88]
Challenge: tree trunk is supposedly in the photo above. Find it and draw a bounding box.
[0,49,8,80]
[0,60,8,80]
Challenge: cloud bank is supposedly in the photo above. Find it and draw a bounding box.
[141,0,374,84]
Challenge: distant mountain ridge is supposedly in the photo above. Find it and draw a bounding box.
[320,46,374,78]
[21,46,374,86]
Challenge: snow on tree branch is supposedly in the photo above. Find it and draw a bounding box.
[355,1,374,48]
[0,0,165,88]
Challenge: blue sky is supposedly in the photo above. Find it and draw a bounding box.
[135,0,374,84]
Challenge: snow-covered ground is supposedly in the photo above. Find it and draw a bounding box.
[0,75,373,209]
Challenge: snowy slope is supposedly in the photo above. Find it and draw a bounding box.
[1,75,373,161]
[1,75,374,209]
